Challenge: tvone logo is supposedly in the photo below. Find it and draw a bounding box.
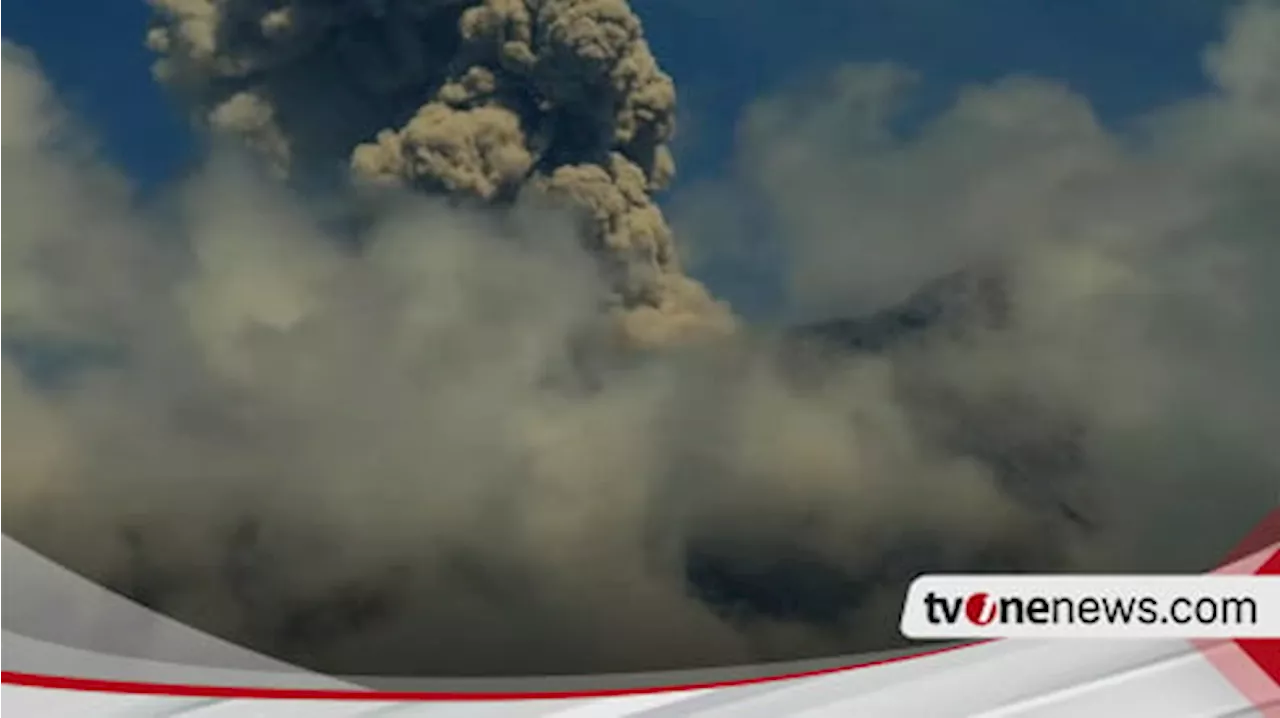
[964,592,998,625]
[922,590,1003,626]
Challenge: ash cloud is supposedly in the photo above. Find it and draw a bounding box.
[676,0,1280,572]
[3,0,1279,677]
[146,0,733,348]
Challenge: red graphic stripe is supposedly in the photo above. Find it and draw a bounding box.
[1220,510,1280,566]
[1,642,982,701]
[1236,547,1280,685]
[1197,509,1280,715]
[6,509,1276,701]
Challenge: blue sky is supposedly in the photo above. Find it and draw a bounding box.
[4,0,1235,189]
[2,0,1241,317]
[641,0,1231,185]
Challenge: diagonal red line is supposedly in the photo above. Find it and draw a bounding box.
[1199,510,1280,714]
[1236,547,1280,686]
[1221,510,1280,566]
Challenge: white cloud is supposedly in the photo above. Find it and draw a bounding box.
[675,0,1280,572]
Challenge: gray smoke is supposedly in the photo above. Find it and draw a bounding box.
[3,0,1278,677]
[673,0,1280,572]
[146,0,733,348]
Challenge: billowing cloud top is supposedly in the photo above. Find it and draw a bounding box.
[146,0,735,348]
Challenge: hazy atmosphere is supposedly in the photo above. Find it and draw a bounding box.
[3,0,1278,675]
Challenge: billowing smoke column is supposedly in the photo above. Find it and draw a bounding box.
[8,0,1277,680]
[0,0,1112,677]
[146,0,734,347]
[132,0,1093,660]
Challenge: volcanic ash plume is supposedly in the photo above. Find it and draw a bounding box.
[3,27,1087,674]
[11,0,1278,679]
[146,0,735,348]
